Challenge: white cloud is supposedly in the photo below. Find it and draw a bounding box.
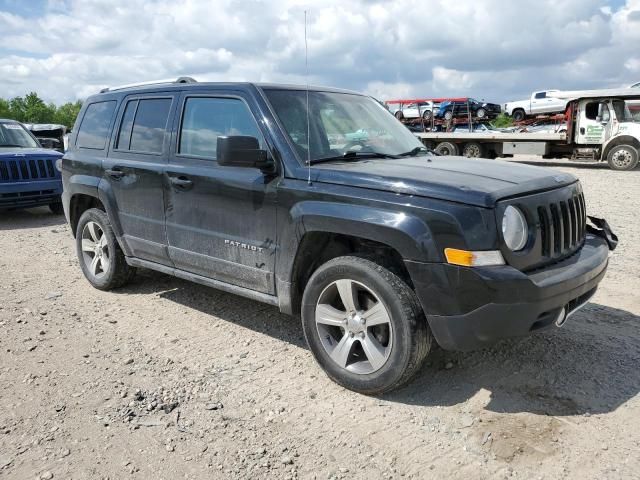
[0,0,638,104]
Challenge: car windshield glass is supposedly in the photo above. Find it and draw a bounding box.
[613,100,639,122]
[263,89,428,163]
[0,122,39,148]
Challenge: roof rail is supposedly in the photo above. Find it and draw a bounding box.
[99,76,197,93]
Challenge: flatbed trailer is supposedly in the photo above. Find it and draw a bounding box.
[412,88,640,170]
[416,131,570,158]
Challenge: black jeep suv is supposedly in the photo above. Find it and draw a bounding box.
[61,78,614,394]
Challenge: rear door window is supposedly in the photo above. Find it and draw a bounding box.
[76,101,117,149]
[115,98,172,154]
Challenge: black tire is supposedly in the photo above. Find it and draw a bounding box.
[476,108,486,119]
[434,141,459,156]
[607,145,639,171]
[395,111,404,120]
[75,208,135,290]
[462,142,485,158]
[49,202,64,215]
[301,256,431,395]
[512,109,526,122]
[422,109,432,120]
[444,110,453,121]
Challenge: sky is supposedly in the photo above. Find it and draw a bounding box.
[1,0,639,105]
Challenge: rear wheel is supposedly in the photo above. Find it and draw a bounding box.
[301,256,431,395]
[422,110,432,120]
[607,145,639,171]
[444,110,453,121]
[512,109,526,122]
[462,142,484,158]
[476,108,487,118]
[75,208,135,290]
[434,141,459,156]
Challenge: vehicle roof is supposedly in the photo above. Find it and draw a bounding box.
[554,88,640,100]
[91,80,363,99]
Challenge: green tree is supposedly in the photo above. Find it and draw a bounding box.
[22,92,56,124]
[54,100,83,129]
[8,96,27,122]
[0,98,10,119]
[491,113,514,129]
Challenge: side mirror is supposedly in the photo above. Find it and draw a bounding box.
[217,136,274,173]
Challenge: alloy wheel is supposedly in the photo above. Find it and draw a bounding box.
[81,221,110,278]
[315,279,393,374]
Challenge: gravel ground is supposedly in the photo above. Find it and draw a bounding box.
[0,156,638,480]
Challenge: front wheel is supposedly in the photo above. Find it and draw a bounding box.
[607,145,639,170]
[75,208,135,290]
[301,256,431,395]
[476,108,486,118]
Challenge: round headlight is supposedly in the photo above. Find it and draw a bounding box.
[502,206,528,251]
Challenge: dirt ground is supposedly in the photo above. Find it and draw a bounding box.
[1,156,638,480]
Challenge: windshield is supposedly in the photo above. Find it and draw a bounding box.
[263,90,426,163]
[0,122,39,148]
[612,100,639,122]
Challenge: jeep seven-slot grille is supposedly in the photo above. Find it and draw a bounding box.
[0,158,57,181]
[536,192,586,258]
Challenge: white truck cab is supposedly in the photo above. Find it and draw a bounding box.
[558,89,640,170]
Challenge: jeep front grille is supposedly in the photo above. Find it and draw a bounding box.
[537,192,586,258]
[0,158,58,181]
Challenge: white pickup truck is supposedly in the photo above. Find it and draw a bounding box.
[504,90,567,121]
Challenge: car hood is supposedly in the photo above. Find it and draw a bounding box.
[0,148,63,159]
[308,156,577,208]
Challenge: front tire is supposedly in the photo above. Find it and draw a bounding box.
[75,208,135,290]
[607,145,639,171]
[476,108,487,118]
[301,256,431,395]
[395,111,404,120]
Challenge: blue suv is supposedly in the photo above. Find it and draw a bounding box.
[0,119,64,213]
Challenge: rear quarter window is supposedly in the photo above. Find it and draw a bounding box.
[76,101,117,149]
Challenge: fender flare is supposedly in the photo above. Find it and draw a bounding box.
[600,134,640,161]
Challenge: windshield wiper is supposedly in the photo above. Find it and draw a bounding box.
[398,146,439,157]
[309,150,399,165]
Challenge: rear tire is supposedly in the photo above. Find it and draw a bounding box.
[434,141,459,156]
[512,109,526,122]
[444,110,453,121]
[422,110,432,120]
[607,145,639,171]
[462,142,484,158]
[75,208,135,290]
[476,108,487,118]
[301,256,431,395]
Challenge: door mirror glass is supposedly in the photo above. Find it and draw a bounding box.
[217,135,273,172]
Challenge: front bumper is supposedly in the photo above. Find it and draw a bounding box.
[406,234,610,351]
[0,179,63,209]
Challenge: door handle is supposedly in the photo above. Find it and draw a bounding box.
[105,168,125,179]
[170,176,193,189]
[580,127,585,135]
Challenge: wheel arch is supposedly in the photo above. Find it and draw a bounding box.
[601,135,640,161]
[276,202,438,315]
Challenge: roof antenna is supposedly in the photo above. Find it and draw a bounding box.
[305,10,312,186]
